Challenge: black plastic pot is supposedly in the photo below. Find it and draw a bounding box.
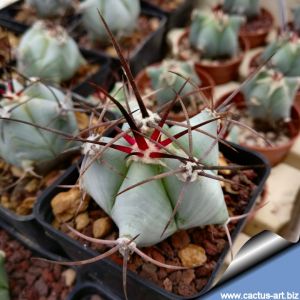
[0,0,79,32]
[34,143,270,300]
[0,2,167,77]
[0,214,67,261]
[141,0,195,30]
[67,275,121,300]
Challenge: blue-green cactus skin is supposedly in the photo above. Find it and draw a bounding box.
[0,81,79,171]
[26,0,72,18]
[17,21,85,83]
[145,60,201,107]
[242,69,300,123]
[189,10,245,60]
[261,36,300,77]
[80,0,141,42]
[223,0,260,19]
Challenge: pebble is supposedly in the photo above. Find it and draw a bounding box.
[171,231,190,249]
[92,217,113,238]
[62,269,77,287]
[178,244,207,268]
[75,212,90,231]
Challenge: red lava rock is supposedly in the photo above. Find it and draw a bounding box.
[150,249,165,264]
[203,240,219,256]
[196,278,208,291]
[171,231,190,249]
[177,281,197,297]
[34,278,49,296]
[168,271,182,285]
[140,263,158,283]
[163,278,173,292]
[0,229,75,299]
[182,269,196,285]
[160,241,174,258]
[157,269,168,280]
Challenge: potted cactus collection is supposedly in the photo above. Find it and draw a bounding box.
[221,0,274,48]
[177,9,249,84]
[217,69,300,166]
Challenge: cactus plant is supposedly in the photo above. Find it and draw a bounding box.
[0,79,78,172]
[145,60,201,108]
[242,69,300,125]
[17,21,85,83]
[292,5,300,33]
[26,0,73,18]
[261,34,300,77]
[79,0,141,42]
[223,0,260,19]
[0,251,9,300]
[189,10,245,60]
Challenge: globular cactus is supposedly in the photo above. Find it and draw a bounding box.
[189,10,245,59]
[0,252,9,300]
[79,0,141,42]
[292,5,300,32]
[261,34,300,77]
[17,21,85,83]
[0,79,78,172]
[242,69,300,124]
[81,107,227,247]
[223,0,260,19]
[145,60,201,108]
[26,0,73,18]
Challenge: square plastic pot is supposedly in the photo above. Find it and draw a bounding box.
[34,143,270,300]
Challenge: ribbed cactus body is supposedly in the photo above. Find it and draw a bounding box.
[146,60,201,107]
[26,0,72,18]
[261,36,300,77]
[223,0,260,19]
[242,69,300,122]
[17,21,85,83]
[0,252,9,300]
[80,0,141,41]
[82,109,228,247]
[0,81,78,171]
[189,10,244,59]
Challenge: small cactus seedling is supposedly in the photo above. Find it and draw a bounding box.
[79,0,141,42]
[0,78,78,173]
[17,21,85,83]
[26,0,73,18]
[242,69,300,126]
[261,34,300,77]
[223,0,260,19]
[189,10,245,59]
[0,251,9,300]
[145,59,201,108]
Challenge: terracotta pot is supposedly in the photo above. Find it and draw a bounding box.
[135,63,215,121]
[249,51,300,119]
[177,31,249,85]
[217,91,300,166]
[239,8,274,49]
